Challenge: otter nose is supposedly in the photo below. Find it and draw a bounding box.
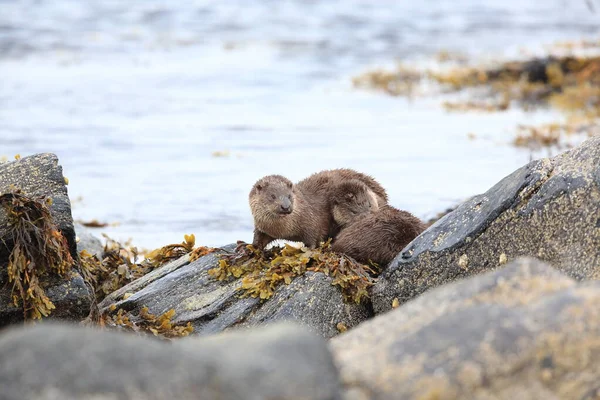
[280,197,292,213]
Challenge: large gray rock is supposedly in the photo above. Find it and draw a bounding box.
[0,154,92,325]
[0,321,341,400]
[98,246,371,338]
[331,258,600,400]
[373,135,600,313]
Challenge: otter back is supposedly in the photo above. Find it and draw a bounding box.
[331,205,426,267]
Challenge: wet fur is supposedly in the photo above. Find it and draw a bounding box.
[331,205,426,267]
[249,175,330,249]
[297,168,388,206]
[331,179,381,228]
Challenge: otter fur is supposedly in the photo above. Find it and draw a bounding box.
[249,169,389,249]
[297,168,388,207]
[249,175,330,249]
[331,179,380,227]
[331,205,426,267]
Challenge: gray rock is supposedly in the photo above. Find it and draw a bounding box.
[0,153,77,257]
[98,246,371,338]
[0,154,92,326]
[373,135,600,313]
[0,321,341,400]
[74,222,104,258]
[331,258,600,400]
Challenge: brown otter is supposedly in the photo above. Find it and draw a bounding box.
[330,179,380,233]
[249,174,330,249]
[297,168,388,207]
[248,169,389,249]
[331,205,426,267]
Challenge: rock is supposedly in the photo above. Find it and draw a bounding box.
[331,258,600,400]
[373,135,600,313]
[0,154,77,257]
[74,222,104,258]
[0,321,341,400]
[98,246,371,338]
[0,154,92,326]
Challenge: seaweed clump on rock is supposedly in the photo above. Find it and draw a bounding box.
[0,190,74,320]
[100,306,193,340]
[209,241,378,304]
[79,234,216,338]
[80,233,215,303]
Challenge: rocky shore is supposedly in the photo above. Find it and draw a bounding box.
[1,135,600,399]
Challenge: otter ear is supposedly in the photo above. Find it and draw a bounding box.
[287,181,292,189]
[256,184,263,191]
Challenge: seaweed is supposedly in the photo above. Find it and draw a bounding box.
[81,234,214,338]
[0,190,74,320]
[80,234,216,303]
[513,121,599,149]
[189,245,217,262]
[100,305,193,339]
[353,51,600,147]
[209,241,377,304]
[144,234,196,267]
[352,67,423,97]
[77,219,110,228]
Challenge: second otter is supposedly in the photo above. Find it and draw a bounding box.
[331,205,426,267]
[330,179,380,233]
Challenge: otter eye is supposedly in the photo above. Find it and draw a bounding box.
[287,195,292,201]
[271,194,276,200]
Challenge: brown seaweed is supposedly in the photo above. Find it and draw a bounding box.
[0,190,74,320]
[209,241,377,304]
[100,305,193,339]
[353,52,600,148]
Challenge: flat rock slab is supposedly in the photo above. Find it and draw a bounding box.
[98,246,371,338]
[332,258,600,400]
[0,321,341,400]
[373,135,600,313]
[0,154,91,326]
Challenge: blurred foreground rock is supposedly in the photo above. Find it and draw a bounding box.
[373,135,600,312]
[98,246,371,338]
[0,154,91,326]
[0,321,340,400]
[332,258,600,400]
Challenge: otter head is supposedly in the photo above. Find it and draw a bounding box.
[249,175,295,219]
[332,180,379,227]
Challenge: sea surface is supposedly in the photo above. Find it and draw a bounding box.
[1,0,599,249]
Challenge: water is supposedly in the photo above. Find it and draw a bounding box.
[1,0,598,249]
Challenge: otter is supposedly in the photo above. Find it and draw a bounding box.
[248,169,389,249]
[331,205,426,267]
[249,174,330,249]
[297,168,388,207]
[330,179,380,233]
